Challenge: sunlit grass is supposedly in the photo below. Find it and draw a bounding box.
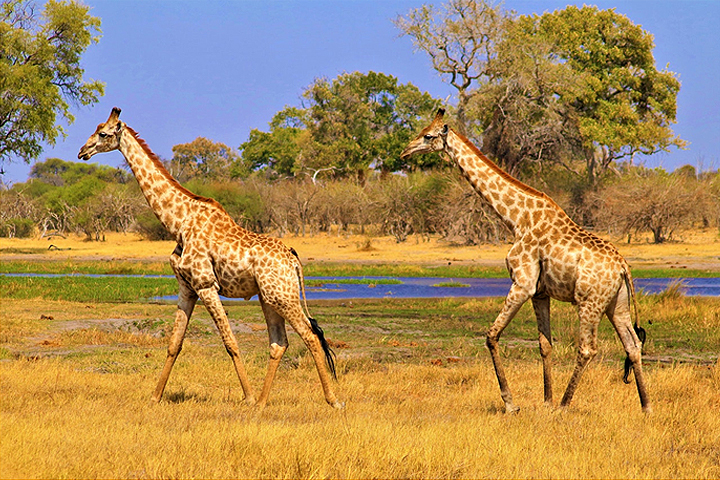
[2,296,719,478]
[2,351,718,478]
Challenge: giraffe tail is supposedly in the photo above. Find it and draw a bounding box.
[290,247,338,381]
[622,266,647,384]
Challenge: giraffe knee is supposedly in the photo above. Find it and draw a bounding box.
[577,345,597,361]
[626,347,642,364]
[539,336,552,358]
[269,342,287,360]
[167,342,182,357]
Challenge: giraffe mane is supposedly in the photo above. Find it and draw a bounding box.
[450,127,562,210]
[124,126,223,208]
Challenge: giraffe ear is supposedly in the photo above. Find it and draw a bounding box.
[441,124,449,136]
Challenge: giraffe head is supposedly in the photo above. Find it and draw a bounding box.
[78,107,124,160]
[400,108,448,160]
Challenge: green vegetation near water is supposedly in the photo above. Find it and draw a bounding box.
[2,259,716,279]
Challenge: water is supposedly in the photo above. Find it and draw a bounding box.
[5,273,719,299]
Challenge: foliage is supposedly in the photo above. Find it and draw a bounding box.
[522,6,686,184]
[239,109,304,177]
[397,1,685,191]
[2,158,142,239]
[239,71,441,180]
[0,0,104,166]
[30,157,131,185]
[169,137,243,182]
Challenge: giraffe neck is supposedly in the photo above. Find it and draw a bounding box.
[444,128,552,234]
[119,126,205,240]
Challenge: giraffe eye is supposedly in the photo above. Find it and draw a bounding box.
[424,134,434,140]
[98,132,108,138]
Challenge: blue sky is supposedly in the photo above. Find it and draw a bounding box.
[3,0,718,184]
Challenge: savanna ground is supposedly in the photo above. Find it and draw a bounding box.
[1,230,719,478]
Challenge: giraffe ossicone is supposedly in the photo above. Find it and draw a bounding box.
[79,107,343,410]
[401,108,651,413]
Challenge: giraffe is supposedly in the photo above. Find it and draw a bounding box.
[401,109,651,413]
[78,107,343,409]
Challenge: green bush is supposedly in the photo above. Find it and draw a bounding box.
[0,218,35,238]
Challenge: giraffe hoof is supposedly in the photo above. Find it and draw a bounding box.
[330,400,345,410]
[505,404,520,414]
[244,395,257,406]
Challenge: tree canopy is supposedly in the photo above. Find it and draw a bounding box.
[239,71,441,181]
[396,1,685,187]
[169,137,242,182]
[0,0,105,166]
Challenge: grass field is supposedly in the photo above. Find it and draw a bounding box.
[1,230,719,478]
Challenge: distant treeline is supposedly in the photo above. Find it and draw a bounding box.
[1,156,717,245]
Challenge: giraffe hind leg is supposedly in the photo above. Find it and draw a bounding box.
[268,300,343,409]
[607,287,652,413]
[532,293,554,405]
[560,303,601,408]
[255,299,289,409]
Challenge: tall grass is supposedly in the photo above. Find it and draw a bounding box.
[2,356,718,478]
[2,297,719,478]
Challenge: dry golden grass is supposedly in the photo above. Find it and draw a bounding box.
[1,229,719,478]
[2,228,718,269]
[2,296,720,479]
[2,351,719,479]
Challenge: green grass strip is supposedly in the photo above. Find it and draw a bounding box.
[0,275,177,303]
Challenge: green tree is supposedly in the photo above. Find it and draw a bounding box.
[0,0,104,166]
[239,107,305,177]
[475,5,685,185]
[169,137,242,182]
[526,6,686,185]
[239,72,440,179]
[30,157,130,185]
[301,71,440,177]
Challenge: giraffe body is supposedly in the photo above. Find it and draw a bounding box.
[401,109,650,413]
[79,108,342,409]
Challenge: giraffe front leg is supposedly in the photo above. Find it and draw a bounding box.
[532,294,554,405]
[487,283,533,414]
[255,299,289,409]
[197,287,256,405]
[152,260,197,403]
